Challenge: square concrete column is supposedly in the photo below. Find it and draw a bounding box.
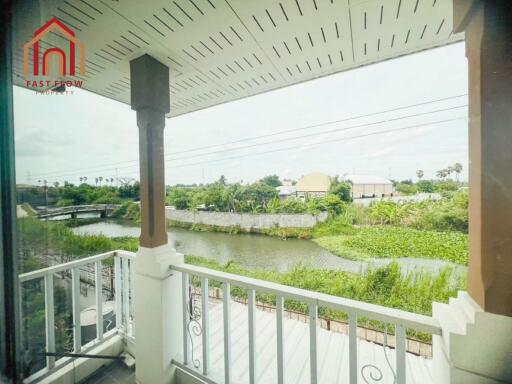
[130,54,184,384]
[431,3,512,383]
[454,0,512,317]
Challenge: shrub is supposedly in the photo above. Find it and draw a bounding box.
[395,183,418,195]
[417,180,436,193]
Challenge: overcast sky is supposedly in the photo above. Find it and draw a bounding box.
[14,42,468,186]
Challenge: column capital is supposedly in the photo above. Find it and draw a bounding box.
[130,54,170,114]
[453,0,481,33]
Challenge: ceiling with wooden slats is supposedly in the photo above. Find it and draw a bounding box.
[12,0,463,117]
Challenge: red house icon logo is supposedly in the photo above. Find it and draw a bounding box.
[23,17,85,76]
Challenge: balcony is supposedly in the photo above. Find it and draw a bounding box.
[2,1,512,383]
[19,250,446,384]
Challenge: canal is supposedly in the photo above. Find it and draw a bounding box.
[71,219,465,275]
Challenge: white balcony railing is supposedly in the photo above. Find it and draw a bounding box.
[19,250,443,383]
[18,250,135,383]
[172,263,442,384]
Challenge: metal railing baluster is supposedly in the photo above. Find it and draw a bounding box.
[248,289,257,384]
[129,259,135,337]
[95,261,103,340]
[276,295,284,384]
[122,258,129,330]
[182,272,189,365]
[309,302,318,384]
[349,313,358,384]
[223,282,232,384]
[396,324,406,384]
[201,277,210,375]
[114,257,122,329]
[71,268,82,352]
[44,274,55,369]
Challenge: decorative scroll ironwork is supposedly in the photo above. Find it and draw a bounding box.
[361,324,397,383]
[185,281,202,369]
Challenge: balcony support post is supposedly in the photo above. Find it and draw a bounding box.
[130,54,184,384]
[431,3,512,384]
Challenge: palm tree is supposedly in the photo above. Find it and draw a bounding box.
[98,176,103,186]
[416,170,424,180]
[453,163,463,181]
[446,166,454,178]
[95,177,99,186]
[436,169,448,179]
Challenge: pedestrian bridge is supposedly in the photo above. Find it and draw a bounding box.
[37,204,119,219]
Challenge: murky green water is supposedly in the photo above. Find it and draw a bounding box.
[71,220,466,275]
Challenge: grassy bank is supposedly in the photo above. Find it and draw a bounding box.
[167,219,314,239]
[186,255,465,340]
[186,255,464,315]
[314,226,468,264]
[18,218,138,272]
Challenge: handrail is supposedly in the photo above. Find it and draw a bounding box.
[20,250,136,383]
[170,262,442,335]
[18,250,134,282]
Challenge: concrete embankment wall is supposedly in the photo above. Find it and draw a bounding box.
[166,208,328,229]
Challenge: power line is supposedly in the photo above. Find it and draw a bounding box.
[161,116,468,170]
[30,94,467,179]
[164,93,468,156]
[33,116,467,180]
[162,105,467,163]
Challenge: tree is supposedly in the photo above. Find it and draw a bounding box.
[416,170,424,180]
[453,163,463,181]
[167,188,192,210]
[260,174,282,188]
[417,180,435,193]
[329,176,352,202]
[218,175,227,186]
[436,169,448,179]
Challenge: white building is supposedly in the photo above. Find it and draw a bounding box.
[276,185,297,198]
[342,174,394,199]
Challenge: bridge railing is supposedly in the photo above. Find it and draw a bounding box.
[36,204,120,217]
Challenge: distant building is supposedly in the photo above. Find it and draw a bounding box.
[276,185,297,198]
[296,173,331,198]
[341,174,394,199]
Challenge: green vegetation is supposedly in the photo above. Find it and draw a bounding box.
[20,202,37,216]
[362,190,468,232]
[186,255,465,340]
[166,174,351,214]
[186,255,464,316]
[111,201,141,222]
[17,182,140,207]
[314,227,468,264]
[18,218,137,273]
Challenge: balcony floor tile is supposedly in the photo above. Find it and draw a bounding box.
[82,360,135,384]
